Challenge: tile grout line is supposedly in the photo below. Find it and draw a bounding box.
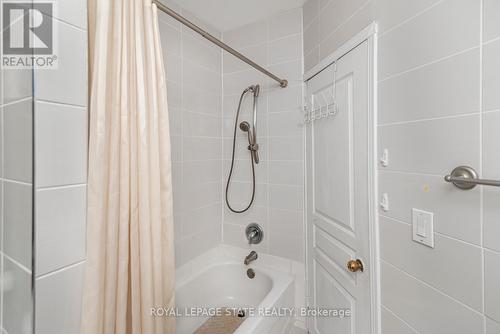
[378,110,480,127]
[2,253,32,275]
[378,45,481,83]
[317,0,371,51]
[379,213,483,249]
[479,0,487,332]
[381,305,420,334]
[381,259,486,317]
[378,0,446,38]
[35,259,86,281]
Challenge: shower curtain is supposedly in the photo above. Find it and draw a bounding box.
[82,0,175,333]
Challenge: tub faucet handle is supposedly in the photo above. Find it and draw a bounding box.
[245,223,263,245]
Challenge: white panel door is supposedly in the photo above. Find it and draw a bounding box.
[306,40,372,334]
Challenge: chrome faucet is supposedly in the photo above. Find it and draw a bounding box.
[244,251,258,265]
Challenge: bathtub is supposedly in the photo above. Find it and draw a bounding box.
[175,246,296,334]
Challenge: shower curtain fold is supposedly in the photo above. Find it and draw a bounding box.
[82,1,175,333]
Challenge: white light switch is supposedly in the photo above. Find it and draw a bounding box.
[412,209,434,248]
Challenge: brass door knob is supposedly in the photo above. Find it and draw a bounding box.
[347,259,364,273]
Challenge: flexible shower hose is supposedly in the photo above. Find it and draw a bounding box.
[225,88,256,213]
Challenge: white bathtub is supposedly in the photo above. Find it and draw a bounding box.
[175,246,296,334]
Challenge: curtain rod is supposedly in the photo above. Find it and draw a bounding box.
[152,0,288,88]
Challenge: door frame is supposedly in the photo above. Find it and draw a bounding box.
[303,22,380,334]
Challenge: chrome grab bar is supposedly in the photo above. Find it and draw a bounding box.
[444,166,500,190]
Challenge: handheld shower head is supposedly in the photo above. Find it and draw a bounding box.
[239,121,250,132]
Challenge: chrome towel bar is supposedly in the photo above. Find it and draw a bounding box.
[444,166,500,190]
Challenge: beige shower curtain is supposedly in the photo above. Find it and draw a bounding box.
[82,0,175,333]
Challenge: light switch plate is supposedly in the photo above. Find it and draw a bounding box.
[412,209,434,248]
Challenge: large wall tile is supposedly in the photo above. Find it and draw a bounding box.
[183,203,221,237]
[35,101,87,188]
[180,226,220,264]
[484,0,500,42]
[375,0,441,34]
[269,137,303,161]
[304,47,320,73]
[223,69,270,96]
[483,39,500,112]
[485,250,500,322]
[225,182,268,208]
[269,161,304,186]
[179,181,221,211]
[183,160,222,185]
[319,1,373,59]
[319,0,368,43]
[379,48,480,124]
[483,111,500,252]
[269,34,302,65]
[268,85,302,113]
[3,182,32,268]
[380,216,483,311]
[303,0,319,28]
[224,204,268,227]
[4,99,33,183]
[378,115,480,175]
[34,21,87,106]
[303,18,319,57]
[183,58,221,95]
[183,137,222,161]
[183,33,221,73]
[159,20,182,58]
[381,306,418,334]
[268,8,302,41]
[183,84,222,117]
[164,53,182,84]
[379,171,481,244]
[381,261,484,334]
[269,184,303,211]
[35,263,84,334]
[36,186,86,276]
[3,258,33,334]
[268,111,303,138]
[223,20,268,49]
[223,43,268,74]
[50,0,87,29]
[2,69,32,104]
[223,159,268,184]
[378,0,480,80]
[486,318,500,334]
[182,112,221,138]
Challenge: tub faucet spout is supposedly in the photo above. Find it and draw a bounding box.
[244,251,258,265]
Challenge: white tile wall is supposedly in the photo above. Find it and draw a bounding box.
[221,8,305,263]
[3,100,33,183]
[35,263,85,334]
[32,1,89,333]
[36,186,86,275]
[486,317,500,334]
[3,182,32,269]
[381,261,484,334]
[380,306,418,334]
[302,0,500,332]
[158,1,223,267]
[303,0,373,72]
[0,7,35,334]
[3,258,32,334]
[35,102,87,187]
